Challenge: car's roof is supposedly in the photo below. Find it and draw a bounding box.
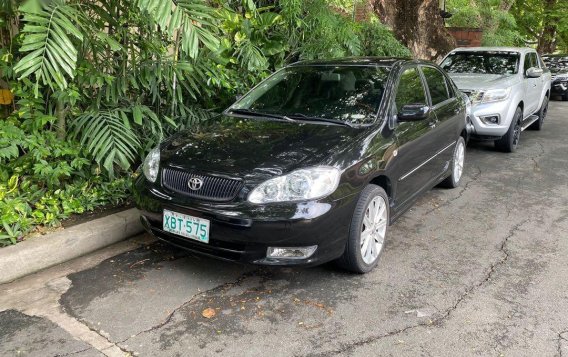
[288,56,413,67]
[450,47,536,54]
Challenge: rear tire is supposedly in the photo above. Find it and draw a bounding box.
[495,107,522,153]
[337,185,389,274]
[529,96,548,130]
[440,136,466,188]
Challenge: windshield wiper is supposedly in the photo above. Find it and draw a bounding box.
[286,113,356,128]
[227,108,297,122]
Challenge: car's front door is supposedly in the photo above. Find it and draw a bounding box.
[419,65,462,176]
[391,66,439,209]
[524,52,541,115]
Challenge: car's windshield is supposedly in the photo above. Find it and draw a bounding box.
[543,55,568,73]
[229,65,391,124]
[441,51,520,75]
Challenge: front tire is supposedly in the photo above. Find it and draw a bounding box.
[495,107,522,153]
[337,185,389,274]
[440,136,466,188]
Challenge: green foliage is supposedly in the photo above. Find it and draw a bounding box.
[14,0,83,92]
[360,17,412,57]
[446,0,524,46]
[0,110,130,247]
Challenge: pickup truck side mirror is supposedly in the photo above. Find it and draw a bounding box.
[398,104,430,122]
[526,67,543,78]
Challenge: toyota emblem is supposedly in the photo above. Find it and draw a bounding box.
[188,177,203,191]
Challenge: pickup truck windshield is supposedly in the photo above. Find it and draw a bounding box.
[441,51,520,75]
[230,65,390,124]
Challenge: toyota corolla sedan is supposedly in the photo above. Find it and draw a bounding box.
[134,57,468,273]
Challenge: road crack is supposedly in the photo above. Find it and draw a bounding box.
[558,330,568,357]
[116,269,262,347]
[424,165,482,216]
[311,220,526,356]
[530,142,545,172]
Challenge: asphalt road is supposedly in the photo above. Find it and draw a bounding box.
[1,101,568,357]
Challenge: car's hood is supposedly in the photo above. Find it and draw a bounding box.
[160,114,366,182]
[448,73,518,90]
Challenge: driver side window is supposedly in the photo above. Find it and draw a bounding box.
[395,67,428,113]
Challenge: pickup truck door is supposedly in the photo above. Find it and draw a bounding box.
[524,52,542,115]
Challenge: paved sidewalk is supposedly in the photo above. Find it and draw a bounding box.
[1,102,568,357]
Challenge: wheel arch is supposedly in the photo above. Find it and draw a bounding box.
[369,175,393,202]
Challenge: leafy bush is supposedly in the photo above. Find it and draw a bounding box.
[0,111,130,247]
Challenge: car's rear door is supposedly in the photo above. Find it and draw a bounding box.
[419,65,462,177]
[390,66,440,208]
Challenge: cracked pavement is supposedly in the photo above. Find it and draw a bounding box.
[1,101,568,357]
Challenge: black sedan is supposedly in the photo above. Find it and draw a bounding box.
[543,54,568,100]
[134,57,469,273]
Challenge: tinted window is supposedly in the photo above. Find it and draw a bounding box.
[422,66,450,105]
[232,66,391,124]
[395,68,427,113]
[441,51,520,75]
[524,53,537,73]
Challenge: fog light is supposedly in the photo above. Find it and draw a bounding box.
[480,115,500,125]
[266,246,317,260]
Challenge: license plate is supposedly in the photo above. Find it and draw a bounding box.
[163,209,210,243]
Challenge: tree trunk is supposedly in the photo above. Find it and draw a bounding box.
[536,0,558,54]
[372,0,456,61]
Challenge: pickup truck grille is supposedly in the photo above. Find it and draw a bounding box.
[162,168,243,202]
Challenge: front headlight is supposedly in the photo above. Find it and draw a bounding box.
[142,147,160,183]
[248,166,341,204]
[468,88,511,104]
[481,88,511,103]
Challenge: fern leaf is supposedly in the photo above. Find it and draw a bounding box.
[14,0,83,92]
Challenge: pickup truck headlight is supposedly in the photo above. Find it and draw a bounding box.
[248,166,340,203]
[469,88,511,104]
[142,147,160,183]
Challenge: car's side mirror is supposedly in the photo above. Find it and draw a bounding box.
[526,67,543,78]
[398,104,430,122]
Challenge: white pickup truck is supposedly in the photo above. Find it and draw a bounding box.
[440,47,551,152]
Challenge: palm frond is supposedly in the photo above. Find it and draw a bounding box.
[13,0,83,91]
[137,0,220,58]
[72,110,140,176]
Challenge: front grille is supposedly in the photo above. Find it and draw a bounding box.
[162,168,243,202]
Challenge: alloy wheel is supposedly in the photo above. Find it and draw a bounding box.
[453,140,465,182]
[360,196,387,265]
[512,119,521,148]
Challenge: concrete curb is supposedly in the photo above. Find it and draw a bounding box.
[0,208,143,284]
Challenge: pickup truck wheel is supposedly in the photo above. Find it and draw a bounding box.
[529,96,548,130]
[337,185,389,274]
[495,107,522,153]
[440,136,466,188]
[563,92,568,101]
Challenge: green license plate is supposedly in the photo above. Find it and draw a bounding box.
[163,209,210,243]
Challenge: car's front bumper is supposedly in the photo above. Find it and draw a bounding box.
[133,176,359,267]
[551,80,568,96]
[468,100,515,137]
